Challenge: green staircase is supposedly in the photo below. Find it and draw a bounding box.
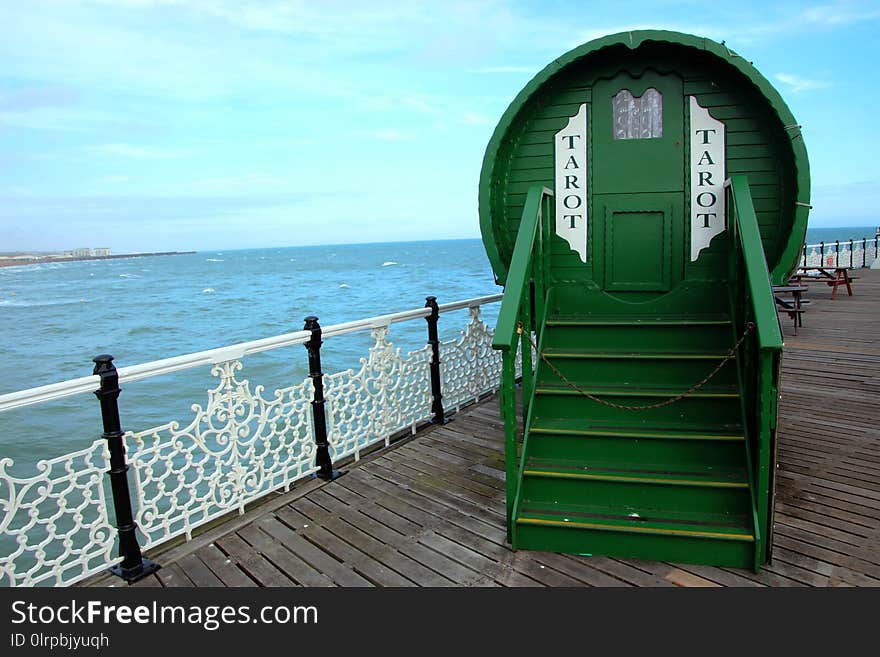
[494,181,782,572]
[514,298,756,568]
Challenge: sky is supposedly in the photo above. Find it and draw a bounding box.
[1,0,879,253]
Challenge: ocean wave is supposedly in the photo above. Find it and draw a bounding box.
[119,273,139,279]
[127,325,162,336]
[202,288,215,293]
[205,258,224,262]
[0,298,87,308]
[382,261,398,267]
[339,283,350,289]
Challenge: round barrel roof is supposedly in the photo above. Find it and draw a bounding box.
[479,30,810,286]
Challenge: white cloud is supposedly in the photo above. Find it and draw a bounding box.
[94,175,132,184]
[90,143,190,158]
[800,2,880,26]
[775,72,831,92]
[0,107,120,133]
[401,96,439,114]
[351,128,412,142]
[181,172,288,192]
[467,66,538,74]
[461,112,493,126]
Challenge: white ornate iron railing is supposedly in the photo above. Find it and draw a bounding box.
[799,237,879,269]
[0,293,508,587]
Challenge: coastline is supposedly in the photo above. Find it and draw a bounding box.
[0,250,196,269]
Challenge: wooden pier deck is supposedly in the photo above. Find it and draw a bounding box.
[87,270,880,588]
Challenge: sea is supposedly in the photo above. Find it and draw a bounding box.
[0,239,501,476]
[804,225,878,247]
[0,227,875,474]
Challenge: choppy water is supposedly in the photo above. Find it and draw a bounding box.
[0,240,500,474]
[805,225,877,246]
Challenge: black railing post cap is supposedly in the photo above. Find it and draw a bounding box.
[304,316,320,331]
[92,354,117,376]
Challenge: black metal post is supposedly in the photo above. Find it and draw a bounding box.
[424,296,448,425]
[304,317,342,480]
[835,240,840,268]
[849,238,854,268]
[93,355,159,583]
[820,241,825,265]
[802,243,807,267]
[863,238,867,268]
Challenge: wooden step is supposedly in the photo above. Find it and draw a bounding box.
[516,502,753,542]
[534,350,740,388]
[528,417,744,442]
[519,454,751,516]
[534,382,739,399]
[541,316,736,353]
[522,458,748,489]
[542,348,729,360]
[532,387,741,424]
[512,507,755,568]
[524,429,745,469]
[546,314,731,326]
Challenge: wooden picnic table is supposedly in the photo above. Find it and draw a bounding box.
[789,266,857,300]
[772,284,809,335]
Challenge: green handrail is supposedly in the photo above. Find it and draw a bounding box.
[492,184,552,542]
[493,185,553,352]
[728,175,783,352]
[728,174,782,568]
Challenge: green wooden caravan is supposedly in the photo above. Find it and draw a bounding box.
[484,30,810,571]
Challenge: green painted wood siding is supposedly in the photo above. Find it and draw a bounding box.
[482,35,805,288]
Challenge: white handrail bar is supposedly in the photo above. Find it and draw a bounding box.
[803,238,876,249]
[0,293,504,413]
[0,376,103,413]
[439,293,502,313]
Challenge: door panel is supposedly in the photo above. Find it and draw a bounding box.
[592,72,684,196]
[590,70,685,292]
[600,193,680,292]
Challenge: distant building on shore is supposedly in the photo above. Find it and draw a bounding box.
[64,247,111,257]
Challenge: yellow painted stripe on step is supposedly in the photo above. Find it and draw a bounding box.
[530,427,744,441]
[545,319,732,326]
[547,352,724,359]
[523,469,748,488]
[517,517,754,541]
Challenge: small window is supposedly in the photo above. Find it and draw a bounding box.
[613,88,663,139]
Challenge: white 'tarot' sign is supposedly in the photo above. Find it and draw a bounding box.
[554,103,588,262]
[689,96,726,261]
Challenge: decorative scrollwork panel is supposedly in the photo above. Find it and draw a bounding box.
[440,306,505,411]
[0,439,118,587]
[802,243,878,269]
[129,360,316,549]
[325,325,432,462]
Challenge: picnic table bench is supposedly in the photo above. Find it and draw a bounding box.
[789,266,858,300]
[772,284,809,335]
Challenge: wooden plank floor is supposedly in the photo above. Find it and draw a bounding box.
[86,270,880,588]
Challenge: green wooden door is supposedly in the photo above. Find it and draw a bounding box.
[591,71,685,293]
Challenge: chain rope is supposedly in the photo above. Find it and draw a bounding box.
[517,321,755,411]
